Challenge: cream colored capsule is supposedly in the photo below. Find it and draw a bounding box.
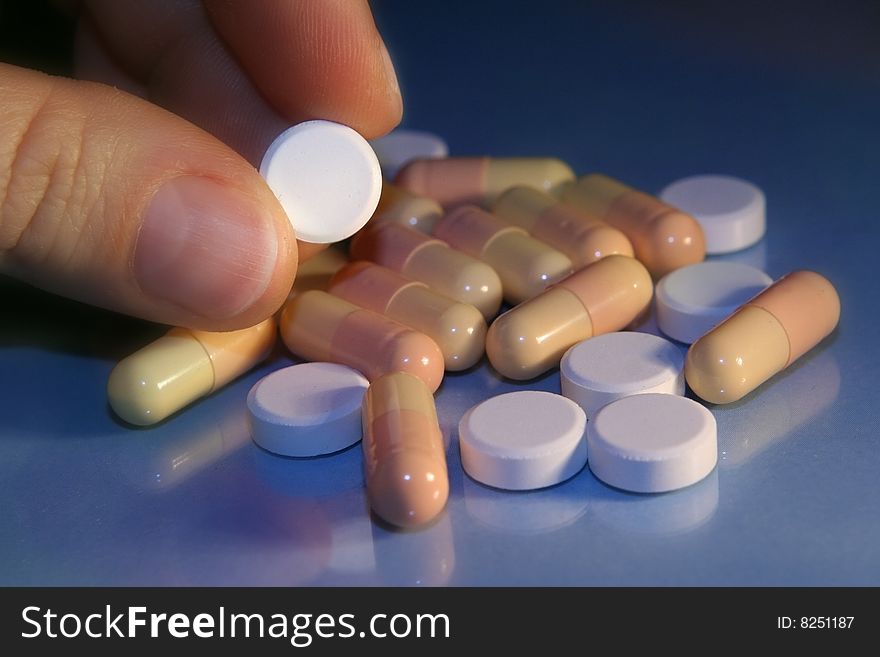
[685,271,840,404]
[561,173,706,277]
[369,182,443,234]
[350,222,503,319]
[108,318,276,426]
[395,156,574,208]
[329,261,486,371]
[280,290,444,392]
[287,246,349,298]
[486,255,653,380]
[494,185,634,267]
[362,372,449,528]
[433,205,573,305]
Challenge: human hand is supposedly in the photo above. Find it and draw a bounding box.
[0,0,401,330]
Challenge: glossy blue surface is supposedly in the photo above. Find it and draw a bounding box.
[2,1,878,585]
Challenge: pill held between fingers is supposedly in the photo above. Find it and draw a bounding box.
[247,363,370,457]
[396,156,575,208]
[362,372,449,528]
[459,391,587,491]
[369,129,449,179]
[560,173,706,277]
[561,332,685,418]
[587,393,717,493]
[107,318,276,426]
[659,174,766,254]
[260,120,382,243]
[685,270,841,404]
[656,261,773,344]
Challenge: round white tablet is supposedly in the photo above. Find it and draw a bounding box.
[659,174,765,254]
[259,121,382,243]
[560,332,685,418]
[459,391,587,491]
[656,261,773,344]
[369,129,449,178]
[587,394,717,493]
[247,362,369,457]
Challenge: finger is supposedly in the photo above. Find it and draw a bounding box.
[73,18,147,98]
[204,0,402,138]
[0,63,297,331]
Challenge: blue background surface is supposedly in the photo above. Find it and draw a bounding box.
[1,0,878,585]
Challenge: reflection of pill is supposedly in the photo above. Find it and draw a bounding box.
[369,129,448,178]
[493,185,634,267]
[247,363,369,457]
[659,175,766,254]
[561,173,705,277]
[686,271,840,404]
[108,318,276,426]
[329,261,486,371]
[588,394,717,493]
[350,222,503,319]
[369,182,444,234]
[434,205,573,304]
[362,372,449,528]
[561,332,684,418]
[656,261,773,344]
[486,255,653,380]
[396,156,574,208]
[280,290,444,392]
[459,391,587,491]
[259,120,381,243]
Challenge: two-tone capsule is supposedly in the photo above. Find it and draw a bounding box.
[280,290,444,392]
[396,156,575,208]
[328,261,487,371]
[561,173,706,277]
[685,271,840,404]
[350,222,503,319]
[433,205,573,305]
[493,185,634,267]
[369,182,443,234]
[486,255,653,380]
[362,371,449,528]
[108,318,277,425]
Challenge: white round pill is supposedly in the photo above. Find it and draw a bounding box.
[459,391,587,491]
[560,332,685,418]
[656,261,773,344]
[369,129,449,178]
[260,121,382,244]
[659,174,765,254]
[247,362,369,457]
[588,394,717,493]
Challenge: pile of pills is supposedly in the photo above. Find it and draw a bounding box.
[107,123,841,529]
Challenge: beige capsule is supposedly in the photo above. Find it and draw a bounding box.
[368,181,443,234]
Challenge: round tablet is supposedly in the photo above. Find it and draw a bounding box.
[458,391,587,491]
[259,121,382,243]
[369,129,449,178]
[560,332,685,418]
[247,362,369,457]
[659,174,765,254]
[588,394,717,493]
[656,261,773,344]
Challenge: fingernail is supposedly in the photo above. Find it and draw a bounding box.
[134,176,278,319]
[379,39,402,106]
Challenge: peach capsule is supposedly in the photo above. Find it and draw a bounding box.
[560,173,706,277]
[350,222,503,320]
[362,372,449,528]
[108,318,276,425]
[328,261,487,371]
[433,205,573,305]
[486,255,653,380]
[685,271,840,404]
[493,185,634,267]
[280,290,444,392]
[370,182,443,234]
[395,156,574,208]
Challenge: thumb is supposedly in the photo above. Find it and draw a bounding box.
[0,63,297,331]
